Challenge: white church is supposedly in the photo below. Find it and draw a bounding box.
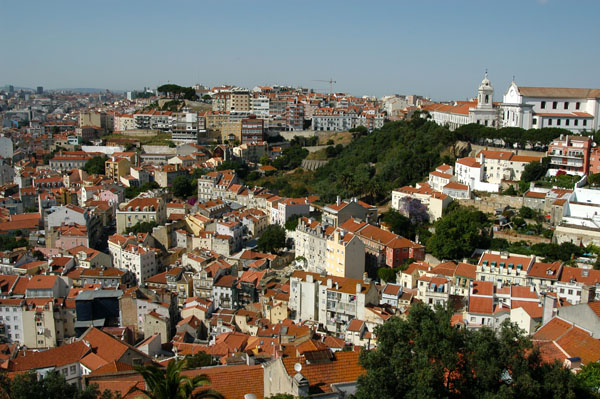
[423,74,600,134]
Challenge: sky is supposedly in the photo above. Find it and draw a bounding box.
[1,0,599,101]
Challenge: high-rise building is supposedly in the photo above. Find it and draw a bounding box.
[7,85,14,93]
[36,86,43,94]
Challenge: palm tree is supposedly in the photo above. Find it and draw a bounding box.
[127,358,223,399]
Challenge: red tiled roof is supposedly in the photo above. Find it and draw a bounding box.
[468,297,494,315]
[11,341,90,371]
[282,351,364,394]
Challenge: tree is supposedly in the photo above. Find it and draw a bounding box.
[83,156,108,175]
[125,221,158,234]
[172,176,195,199]
[578,361,600,391]
[520,206,536,219]
[259,155,271,165]
[284,214,301,231]
[377,267,396,283]
[521,157,550,183]
[588,173,600,187]
[427,206,490,260]
[355,302,594,399]
[381,209,416,240]
[0,370,118,399]
[184,352,214,369]
[398,197,429,226]
[128,358,222,399]
[257,225,286,253]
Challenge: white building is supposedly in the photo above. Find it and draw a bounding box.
[502,83,600,132]
[270,198,310,226]
[109,240,158,284]
[391,183,451,221]
[288,271,378,334]
[422,74,500,130]
[295,217,332,274]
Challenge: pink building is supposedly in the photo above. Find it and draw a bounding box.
[547,134,591,175]
[54,224,89,251]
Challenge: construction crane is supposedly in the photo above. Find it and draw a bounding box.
[312,78,337,97]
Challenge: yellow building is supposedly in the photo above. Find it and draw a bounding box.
[229,91,251,112]
[205,111,230,131]
[325,229,366,280]
[220,121,241,143]
[105,157,131,182]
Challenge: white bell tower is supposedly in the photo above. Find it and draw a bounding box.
[477,71,494,110]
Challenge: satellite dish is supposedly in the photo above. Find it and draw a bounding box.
[294,363,302,373]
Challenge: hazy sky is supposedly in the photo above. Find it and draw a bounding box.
[1,0,599,100]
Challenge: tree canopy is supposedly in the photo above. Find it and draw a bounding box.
[355,302,595,399]
[257,225,286,253]
[83,156,108,175]
[381,209,416,240]
[172,175,196,199]
[521,157,550,183]
[427,205,490,260]
[157,84,198,100]
[0,370,117,399]
[125,221,158,235]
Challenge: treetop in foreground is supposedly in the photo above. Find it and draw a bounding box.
[355,302,595,399]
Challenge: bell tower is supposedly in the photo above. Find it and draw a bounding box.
[477,71,494,110]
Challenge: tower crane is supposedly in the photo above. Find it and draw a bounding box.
[312,78,337,97]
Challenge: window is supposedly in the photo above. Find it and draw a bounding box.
[576,102,581,110]
[548,119,552,126]
[533,118,537,125]
[541,101,546,109]
[575,120,579,126]
[557,119,561,126]
[552,101,557,109]
[584,120,588,126]
[564,102,569,109]
[70,365,76,374]
[568,289,573,295]
[566,119,570,126]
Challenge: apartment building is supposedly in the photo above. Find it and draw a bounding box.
[116,197,166,234]
[324,229,365,280]
[546,134,592,176]
[240,115,265,144]
[476,251,536,286]
[288,271,378,334]
[270,197,310,226]
[295,217,333,274]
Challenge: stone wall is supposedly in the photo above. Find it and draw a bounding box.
[493,230,551,245]
[458,194,524,214]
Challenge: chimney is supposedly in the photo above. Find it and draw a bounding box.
[496,280,502,290]
[529,285,535,293]
[542,294,556,326]
[327,278,332,289]
[306,274,313,283]
[356,283,362,294]
[336,196,341,206]
[581,285,595,304]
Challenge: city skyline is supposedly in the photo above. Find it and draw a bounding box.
[2,0,600,100]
